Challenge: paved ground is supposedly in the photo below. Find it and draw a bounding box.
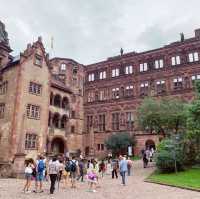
[0,161,199,199]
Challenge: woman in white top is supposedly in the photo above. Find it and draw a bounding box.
[23,160,34,193]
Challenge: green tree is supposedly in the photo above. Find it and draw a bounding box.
[186,81,200,163]
[137,97,187,135]
[105,132,136,156]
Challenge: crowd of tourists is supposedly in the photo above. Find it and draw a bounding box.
[22,154,134,195]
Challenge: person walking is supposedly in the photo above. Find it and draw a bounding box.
[99,160,106,178]
[111,159,118,179]
[77,158,84,182]
[119,156,128,186]
[34,155,45,193]
[63,158,70,187]
[69,156,78,188]
[143,149,149,168]
[49,157,59,194]
[127,157,133,176]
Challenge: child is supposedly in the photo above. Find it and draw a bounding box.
[86,170,98,192]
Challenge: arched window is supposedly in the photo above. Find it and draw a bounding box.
[52,113,60,128]
[54,94,61,107]
[50,93,54,105]
[61,115,67,129]
[62,97,69,110]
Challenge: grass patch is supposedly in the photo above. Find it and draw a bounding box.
[147,168,200,191]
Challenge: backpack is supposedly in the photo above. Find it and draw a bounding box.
[65,162,71,172]
[70,160,77,172]
[37,160,45,172]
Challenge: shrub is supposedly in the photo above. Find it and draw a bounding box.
[155,137,185,173]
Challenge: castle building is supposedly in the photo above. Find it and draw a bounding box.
[0,20,200,176]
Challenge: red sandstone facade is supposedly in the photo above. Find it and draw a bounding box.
[0,20,200,176]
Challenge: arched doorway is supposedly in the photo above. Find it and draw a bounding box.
[51,137,65,154]
[145,139,156,150]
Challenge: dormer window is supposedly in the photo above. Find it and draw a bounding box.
[60,63,66,71]
[35,54,42,66]
[188,52,199,62]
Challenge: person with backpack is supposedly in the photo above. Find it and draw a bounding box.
[127,157,133,176]
[63,158,71,187]
[34,155,45,193]
[77,158,85,182]
[69,156,78,188]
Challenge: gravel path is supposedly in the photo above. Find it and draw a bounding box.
[0,161,199,199]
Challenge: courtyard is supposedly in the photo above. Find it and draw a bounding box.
[0,161,199,199]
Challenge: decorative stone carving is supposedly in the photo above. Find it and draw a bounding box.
[0,21,9,44]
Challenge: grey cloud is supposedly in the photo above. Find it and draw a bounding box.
[0,0,200,64]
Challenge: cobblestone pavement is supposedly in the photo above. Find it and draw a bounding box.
[0,161,199,199]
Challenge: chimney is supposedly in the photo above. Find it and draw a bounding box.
[195,29,200,39]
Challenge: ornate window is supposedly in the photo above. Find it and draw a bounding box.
[112,112,120,130]
[29,82,42,95]
[125,85,134,97]
[25,134,37,149]
[191,74,200,85]
[34,54,42,66]
[87,91,95,102]
[98,114,106,132]
[126,112,134,130]
[173,77,183,90]
[26,104,40,119]
[171,56,181,66]
[97,144,104,151]
[140,82,149,96]
[139,63,148,72]
[112,88,120,99]
[156,80,166,94]
[0,103,5,118]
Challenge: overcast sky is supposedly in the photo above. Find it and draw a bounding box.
[0,0,200,64]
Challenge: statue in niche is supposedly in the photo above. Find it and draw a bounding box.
[0,21,9,44]
[180,33,185,42]
[120,48,124,56]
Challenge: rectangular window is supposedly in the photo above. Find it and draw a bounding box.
[171,56,181,66]
[87,91,95,102]
[112,68,119,77]
[98,114,106,132]
[87,115,93,132]
[25,134,37,149]
[112,88,120,99]
[0,81,8,95]
[88,73,95,82]
[156,80,166,94]
[112,112,120,130]
[101,144,104,151]
[155,59,164,69]
[126,112,134,130]
[139,63,148,72]
[35,54,42,66]
[125,65,133,74]
[125,85,134,97]
[173,77,183,90]
[99,89,108,101]
[60,63,66,71]
[0,103,5,118]
[29,82,42,95]
[191,74,200,85]
[26,104,40,119]
[188,52,199,62]
[140,82,149,96]
[99,71,106,79]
